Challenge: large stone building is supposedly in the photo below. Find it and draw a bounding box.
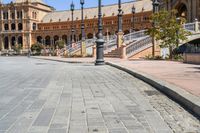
[0,0,152,51]
[160,0,200,22]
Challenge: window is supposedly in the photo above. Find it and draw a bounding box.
[11,12,15,19]
[4,24,9,30]
[11,23,16,30]
[3,12,8,19]
[18,23,23,30]
[33,23,37,30]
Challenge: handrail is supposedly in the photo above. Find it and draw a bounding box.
[126,36,152,57]
[183,23,195,31]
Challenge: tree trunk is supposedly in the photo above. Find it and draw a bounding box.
[169,46,173,60]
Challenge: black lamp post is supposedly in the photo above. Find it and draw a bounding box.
[70,2,75,45]
[152,0,160,57]
[80,0,85,41]
[95,0,105,65]
[132,6,135,32]
[141,7,144,30]
[118,0,123,32]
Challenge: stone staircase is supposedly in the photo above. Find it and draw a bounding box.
[104,47,121,58]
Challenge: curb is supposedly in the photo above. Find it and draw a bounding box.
[31,56,95,64]
[106,62,200,119]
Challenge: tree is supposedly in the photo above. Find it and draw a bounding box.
[146,10,191,59]
[55,40,65,49]
[31,43,44,55]
[12,44,22,54]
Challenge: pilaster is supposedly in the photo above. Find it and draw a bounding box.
[117,32,124,48]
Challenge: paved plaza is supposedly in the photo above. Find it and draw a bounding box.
[0,57,199,133]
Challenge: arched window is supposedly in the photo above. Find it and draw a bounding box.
[35,12,37,19]
[37,36,42,44]
[32,12,34,19]
[33,23,37,30]
[18,23,23,30]
[11,12,15,19]
[11,23,16,30]
[4,24,9,30]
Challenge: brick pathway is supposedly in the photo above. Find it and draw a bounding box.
[0,57,199,133]
[35,57,200,97]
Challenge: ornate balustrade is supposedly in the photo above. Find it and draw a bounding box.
[126,36,152,57]
[184,23,195,31]
[123,30,147,42]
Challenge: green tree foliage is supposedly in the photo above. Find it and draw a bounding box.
[146,10,191,59]
[12,44,22,53]
[31,43,43,55]
[55,40,65,49]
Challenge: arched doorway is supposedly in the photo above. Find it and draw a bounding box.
[18,36,23,46]
[62,35,68,45]
[11,37,16,47]
[177,3,187,20]
[4,37,9,49]
[45,36,51,45]
[53,35,59,44]
[37,36,42,44]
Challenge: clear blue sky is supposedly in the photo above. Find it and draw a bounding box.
[3,0,133,10]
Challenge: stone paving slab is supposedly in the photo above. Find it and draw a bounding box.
[0,57,199,133]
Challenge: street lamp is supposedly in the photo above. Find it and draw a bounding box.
[80,0,85,41]
[80,0,86,56]
[118,0,123,33]
[132,5,135,32]
[117,0,124,48]
[152,0,160,57]
[95,0,105,65]
[70,2,75,46]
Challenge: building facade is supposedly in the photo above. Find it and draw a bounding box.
[0,0,152,51]
[160,0,200,22]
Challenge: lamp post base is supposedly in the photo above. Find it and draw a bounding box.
[95,59,105,66]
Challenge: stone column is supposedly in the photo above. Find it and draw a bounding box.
[81,41,86,57]
[117,32,124,48]
[15,9,17,19]
[92,45,96,58]
[120,43,127,59]
[29,33,32,49]
[194,18,199,32]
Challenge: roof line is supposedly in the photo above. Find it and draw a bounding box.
[51,0,139,13]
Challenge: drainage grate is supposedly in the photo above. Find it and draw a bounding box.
[144,90,161,96]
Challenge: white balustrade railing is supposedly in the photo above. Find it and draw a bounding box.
[124,30,147,42]
[126,36,152,57]
[184,23,195,31]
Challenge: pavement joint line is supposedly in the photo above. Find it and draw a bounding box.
[106,61,200,120]
[30,56,200,120]
[31,56,95,64]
